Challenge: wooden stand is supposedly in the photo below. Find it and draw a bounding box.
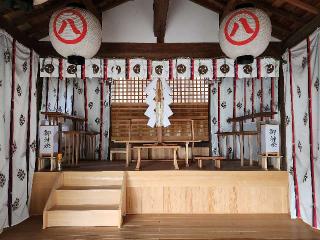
[260,152,282,171]
[194,156,225,169]
[134,145,180,170]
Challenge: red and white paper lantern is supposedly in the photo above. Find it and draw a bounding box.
[49,7,102,64]
[219,7,271,63]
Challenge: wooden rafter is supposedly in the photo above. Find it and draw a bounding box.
[283,0,319,15]
[221,0,237,20]
[82,0,102,22]
[153,0,169,43]
[190,0,223,14]
[99,0,132,11]
[283,14,320,49]
[36,42,282,58]
[0,15,43,54]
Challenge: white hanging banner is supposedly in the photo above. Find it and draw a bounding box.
[260,57,280,78]
[128,58,148,79]
[39,58,60,78]
[85,58,103,78]
[64,61,81,78]
[107,59,126,80]
[237,59,258,79]
[152,60,169,79]
[193,59,213,79]
[216,58,235,78]
[172,58,191,79]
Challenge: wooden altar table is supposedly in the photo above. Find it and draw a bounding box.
[133,145,181,170]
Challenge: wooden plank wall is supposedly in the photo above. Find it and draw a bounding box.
[111,103,209,142]
[29,171,289,215]
[126,171,289,214]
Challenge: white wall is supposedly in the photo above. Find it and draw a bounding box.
[42,0,279,43]
[165,0,219,42]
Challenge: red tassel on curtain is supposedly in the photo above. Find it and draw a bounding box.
[191,59,194,80]
[307,37,317,228]
[8,39,16,227]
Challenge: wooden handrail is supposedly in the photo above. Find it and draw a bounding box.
[227,112,277,123]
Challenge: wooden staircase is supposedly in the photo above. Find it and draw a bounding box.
[43,171,126,228]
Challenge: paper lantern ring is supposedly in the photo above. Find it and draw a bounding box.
[49,5,102,65]
[219,6,271,64]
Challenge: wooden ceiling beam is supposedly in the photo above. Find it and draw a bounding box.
[99,0,132,11]
[240,0,302,26]
[220,0,237,21]
[190,0,223,14]
[153,0,169,43]
[283,0,319,15]
[82,0,102,22]
[36,41,282,59]
[283,14,320,49]
[0,15,44,54]
[272,0,286,8]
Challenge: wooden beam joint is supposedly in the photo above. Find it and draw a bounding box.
[153,0,169,43]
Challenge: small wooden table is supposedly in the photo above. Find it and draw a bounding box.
[133,145,181,170]
[113,140,200,168]
[194,156,226,169]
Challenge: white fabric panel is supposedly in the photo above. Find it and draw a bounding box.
[65,79,74,114]
[237,60,257,79]
[85,59,103,78]
[107,59,126,80]
[291,39,313,226]
[11,42,31,225]
[210,83,219,156]
[86,78,101,158]
[172,58,191,79]
[39,58,59,78]
[64,61,81,78]
[27,51,38,210]
[57,79,66,113]
[219,78,234,157]
[46,77,58,112]
[128,58,148,79]
[309,30,320,228]
[0,30,13,229]
[260,58,280,78]
[283,50,297,219]
[193,59,213,79]
[73,78,85,118]
[152,60,169,79]
[216,58,235,78]
[102,81,110,160]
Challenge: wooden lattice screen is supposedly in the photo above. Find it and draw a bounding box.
[111,78,208,103]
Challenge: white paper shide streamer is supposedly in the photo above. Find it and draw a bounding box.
[145,78,173,128]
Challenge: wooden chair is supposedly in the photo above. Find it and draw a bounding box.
[194,156,226,169]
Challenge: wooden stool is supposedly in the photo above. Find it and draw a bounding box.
[194,156,226,169]
[259,152,282,170]
[84,132,98,160]
[37,155,56,171]
[110,148,126,162]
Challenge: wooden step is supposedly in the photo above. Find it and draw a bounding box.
[54,189,121,205]
[45,204,120,227]
[63,171,124,187]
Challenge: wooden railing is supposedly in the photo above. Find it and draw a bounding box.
[111,118,208,142]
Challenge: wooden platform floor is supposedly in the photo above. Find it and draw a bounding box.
[55,159,282,172]
[2,214,320,240]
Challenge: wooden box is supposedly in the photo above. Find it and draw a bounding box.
[260,124,280,154]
